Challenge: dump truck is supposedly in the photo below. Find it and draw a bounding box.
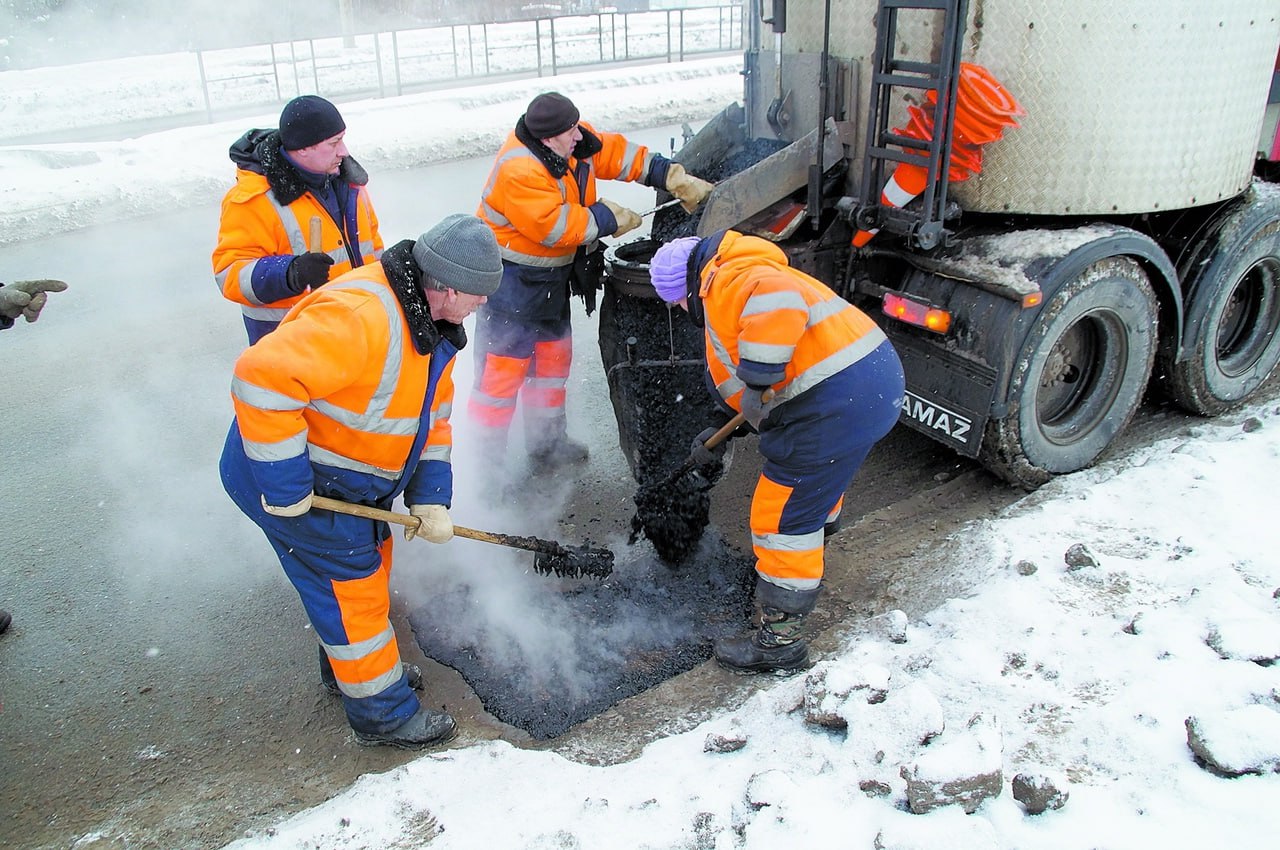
[599,0,1280,489]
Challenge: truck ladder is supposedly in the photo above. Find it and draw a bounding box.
[857,0,967,250]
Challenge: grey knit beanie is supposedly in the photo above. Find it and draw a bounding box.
[412,214,503,296]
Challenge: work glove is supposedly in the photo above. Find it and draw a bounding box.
[740,388,770,431]
[599,198,642,238]
[261,491,313,517]
[664,163,714,213]
[569,244,606,316]
[689,425,730,466]
[286,252,335,294]
[0,279,68,323]
[405,504,453,544]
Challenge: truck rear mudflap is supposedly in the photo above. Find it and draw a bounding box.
[884,326,996,458]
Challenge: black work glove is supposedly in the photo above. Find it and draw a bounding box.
[569,245,606,316]
[689,426,729,466]
[286,252,335,294]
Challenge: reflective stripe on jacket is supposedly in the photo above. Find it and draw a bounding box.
[477,121,656,267]
[229,264,455,511]
[213,139,383,342]
[696,230,887,412]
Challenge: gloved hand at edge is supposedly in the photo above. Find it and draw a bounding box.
[406,504,453,543]
[262,491,313,517]
[740,387,771,431]
[0,279,68,322]
[689,425,731,466]
[286,252,335,294]
[599,198,642,238]
[665,163,714,213]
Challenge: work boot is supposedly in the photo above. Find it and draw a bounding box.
[0,608,11,635]
[320,645,422,696]
[715,578,821,674]
[713,606,812,674]
[354,705,456,750]
[528,436,589,474]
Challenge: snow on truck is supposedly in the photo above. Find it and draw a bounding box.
[598,0,1280,490]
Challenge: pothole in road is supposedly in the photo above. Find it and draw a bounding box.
[407,535,754,739]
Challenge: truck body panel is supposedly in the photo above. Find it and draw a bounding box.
[606,0,1280,490]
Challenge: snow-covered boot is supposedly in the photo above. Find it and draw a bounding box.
[353,705,456,750]
[320,645,422,696]
[713,579,819,674]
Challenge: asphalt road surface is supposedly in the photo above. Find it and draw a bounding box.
[2,136,1272,849]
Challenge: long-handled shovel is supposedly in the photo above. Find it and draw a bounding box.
[311,496,614,580]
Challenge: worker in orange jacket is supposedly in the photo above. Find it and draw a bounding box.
[213,95,384,344]
[472,91,714,476]
[649,232,905,673]
[219,214,502,749]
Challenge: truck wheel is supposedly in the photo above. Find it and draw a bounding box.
[1160,189,1280,415]
[982,257,1157,489]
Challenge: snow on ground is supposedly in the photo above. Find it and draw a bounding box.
[218,405,1280,849]
[3,50,1278,850]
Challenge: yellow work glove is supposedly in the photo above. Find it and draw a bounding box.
[261,491,313,517]
[599,198,642,238]
[406,504,453,543]
[665,163,714,213]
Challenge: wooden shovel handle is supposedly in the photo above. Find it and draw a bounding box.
[311,495,508,547]
[699,411,746,451]
[308,216,323,251]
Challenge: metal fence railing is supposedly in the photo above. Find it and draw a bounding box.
[193,7,742,124]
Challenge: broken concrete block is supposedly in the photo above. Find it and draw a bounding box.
[1011,770,1070,814]
[704,731,747,753]
[1185,705,1280,776]
[869,609,909,643]
[744,769,799,810]
[873,805,1000,849]
[900,714,1004,814]
[1205,615,1280,664]
[803,663,894,729]
[1064,543,1099,571]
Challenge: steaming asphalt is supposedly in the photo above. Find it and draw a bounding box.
[2,127,1253,848]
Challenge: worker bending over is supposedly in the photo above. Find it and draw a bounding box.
[649,232,905,673]
[472,91,714,476]
[220,215,502,749]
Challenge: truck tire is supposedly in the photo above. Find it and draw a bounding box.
[1160,187,1280,415]
[982,257,1157,489]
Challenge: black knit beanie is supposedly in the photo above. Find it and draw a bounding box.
[523,92,580,139]
[279,95,346,151]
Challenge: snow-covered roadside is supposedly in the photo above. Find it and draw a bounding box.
[0,56,741,247]
[218,404,1280,849]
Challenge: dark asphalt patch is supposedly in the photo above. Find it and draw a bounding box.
[407,537,754,740]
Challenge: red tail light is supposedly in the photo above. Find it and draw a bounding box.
[882,292,952,334]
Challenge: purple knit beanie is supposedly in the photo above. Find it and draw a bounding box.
[649,237,700,302]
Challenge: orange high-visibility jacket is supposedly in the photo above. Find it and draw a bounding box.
[696,230,888,410]
[477,121,658,267]
[213,132,383,340]
[230,261,456,511]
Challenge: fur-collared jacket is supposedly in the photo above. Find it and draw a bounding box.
[213,128,384,344]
